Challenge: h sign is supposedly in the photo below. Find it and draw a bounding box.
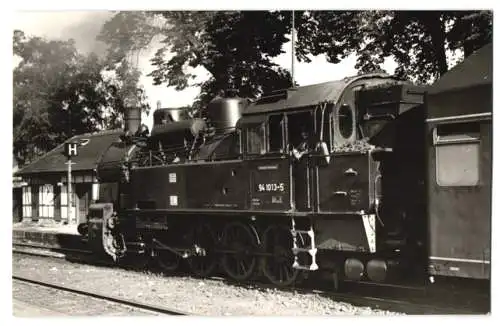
[65,142,78,157]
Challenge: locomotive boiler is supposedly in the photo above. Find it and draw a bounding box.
[79,47,492,288]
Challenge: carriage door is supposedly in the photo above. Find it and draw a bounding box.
[287,111,315,211]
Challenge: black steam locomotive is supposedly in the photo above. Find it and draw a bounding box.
[79,45,492,288]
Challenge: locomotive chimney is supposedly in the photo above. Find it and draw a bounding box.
[123,92,142,134]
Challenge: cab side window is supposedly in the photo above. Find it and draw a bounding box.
[268,114,285,153]
[246,123,266,155]
[287,111,314,149]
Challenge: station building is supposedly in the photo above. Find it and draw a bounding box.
[14,130,122,225]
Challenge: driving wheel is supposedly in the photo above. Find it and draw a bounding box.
[221,221,259,281]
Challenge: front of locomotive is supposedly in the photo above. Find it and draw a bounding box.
[78,106,146,261]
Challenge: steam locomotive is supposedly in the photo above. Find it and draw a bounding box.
[79,45,492,288]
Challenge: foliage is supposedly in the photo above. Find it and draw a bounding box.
[13,30,149,166]
[99,10,492,105]
[99,11,294,113]
[305,10,493,83]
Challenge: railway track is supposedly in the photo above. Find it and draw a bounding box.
[13,275,191,316]
[12,243,489,315]
[12,242,92,254]
[13,243,90,256]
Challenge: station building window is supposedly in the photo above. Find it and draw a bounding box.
[38,184,54,218]
[22,186,32,218]
[434,122,480,187]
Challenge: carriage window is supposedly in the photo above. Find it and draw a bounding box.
[246,123,266,154]
[268,115,284,152]
[434,122,480,144]
[435,122,480,187]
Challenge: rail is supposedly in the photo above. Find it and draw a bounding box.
[13,275,192,316]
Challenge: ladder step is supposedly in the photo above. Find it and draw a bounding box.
[291,217,318,270]
[291,229,314,236]
[292,247,317,255]
[293,262,319,271]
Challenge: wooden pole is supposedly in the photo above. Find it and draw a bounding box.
[67,159,73,224]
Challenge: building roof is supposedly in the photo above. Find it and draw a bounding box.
[243,73,391,115]
[429,43,492,95]
[15,129,124,176]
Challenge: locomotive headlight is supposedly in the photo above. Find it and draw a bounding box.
[77,223,89,236]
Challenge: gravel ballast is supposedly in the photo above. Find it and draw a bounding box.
[12,254,401,316]
[13,281,154,316]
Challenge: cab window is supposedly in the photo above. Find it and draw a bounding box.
[268,114,285,153]
[246,123,266,155]
[287,111,314,149]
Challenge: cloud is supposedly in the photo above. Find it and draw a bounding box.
[14,11,112,56]
[59,11,113,56]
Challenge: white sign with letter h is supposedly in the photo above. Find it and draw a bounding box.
[66,142,78,157]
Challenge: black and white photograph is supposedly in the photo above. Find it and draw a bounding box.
[8,5,494,318]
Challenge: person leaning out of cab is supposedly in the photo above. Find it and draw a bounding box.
[290,129,330,164]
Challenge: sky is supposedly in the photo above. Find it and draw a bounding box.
[13,10,398,130]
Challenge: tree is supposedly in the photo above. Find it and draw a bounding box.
[303,11,493,83]
[98,10,492,106]
[99,11,294,112]
[13,30,149,166]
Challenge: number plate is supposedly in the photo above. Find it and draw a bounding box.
[256,183,285,192]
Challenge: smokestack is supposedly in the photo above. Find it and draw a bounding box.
[123,93,141,134]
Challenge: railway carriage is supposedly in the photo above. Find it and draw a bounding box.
[425,43,492,280]
[79,44,492,288]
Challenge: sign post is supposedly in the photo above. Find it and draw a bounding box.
[65,142,78,224]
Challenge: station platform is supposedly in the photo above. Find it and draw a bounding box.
[12,221,84,249]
